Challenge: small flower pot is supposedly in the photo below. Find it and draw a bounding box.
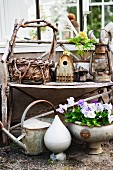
[74,60,92,81]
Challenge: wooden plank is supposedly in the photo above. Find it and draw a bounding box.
[8,82,113,89]
[1,62,9,143]
[15,40,68,44]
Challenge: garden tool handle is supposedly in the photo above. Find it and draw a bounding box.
[0,121,3,130]
[21,100,56,128]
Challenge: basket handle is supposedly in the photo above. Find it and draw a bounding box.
[7,19,58,62]
[21,19,58,31]
[21,100,56,128]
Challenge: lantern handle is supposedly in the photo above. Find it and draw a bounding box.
[99,29,112,45]
[89,51,95,76]
[107,51,112,75]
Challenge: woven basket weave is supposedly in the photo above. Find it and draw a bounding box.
[7,19,57,84]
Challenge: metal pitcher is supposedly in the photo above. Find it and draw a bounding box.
[0,100,56,155]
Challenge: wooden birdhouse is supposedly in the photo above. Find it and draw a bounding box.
[56,54,74,82]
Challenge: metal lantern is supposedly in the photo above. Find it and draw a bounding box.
[89,43,112,82]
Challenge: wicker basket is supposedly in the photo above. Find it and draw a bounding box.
[8,57,54,84]
[6,19,58,84]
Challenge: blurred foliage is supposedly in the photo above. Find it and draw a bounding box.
[87,4,113,38]
[67,6,77,18]
[66,1,113,39]
[104,5,113,26]
[39,1,113,40]
[87,6,102,38]
[91,0,102,2]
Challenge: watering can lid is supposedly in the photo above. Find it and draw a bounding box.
[23,118,51,129]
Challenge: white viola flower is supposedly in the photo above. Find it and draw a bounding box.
[108,114,113,123]
[81,106,90,118]
[81,110,89,118]
[81,105,88,112]
[87,110,96,118]
[108,109,111,114]
[103,103,112,111]
[88,103,97,112]
[67,97,75,107]
[82,102,88,108]
[61,104,68,111]
[95,103,104,112]
[108,113,112,118]
[57,104,67,113]
[57,107,64,114]
[109,103,112,109]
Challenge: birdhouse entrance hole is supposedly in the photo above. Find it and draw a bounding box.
[63,61,68,65]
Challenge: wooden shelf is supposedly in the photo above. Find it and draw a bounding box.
[9,81,113,89]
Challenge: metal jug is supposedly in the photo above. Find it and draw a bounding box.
[0,100,56,155]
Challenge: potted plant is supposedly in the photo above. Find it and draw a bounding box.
[57,97,113,154]
[68,31,97,61]
[67,32,97,81]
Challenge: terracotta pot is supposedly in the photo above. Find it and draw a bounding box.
[68,122,113,154]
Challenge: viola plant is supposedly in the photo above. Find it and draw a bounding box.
[57,97,113,127]
[67,31,97,60]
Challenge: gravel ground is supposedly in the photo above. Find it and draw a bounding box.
[1,137,113,170]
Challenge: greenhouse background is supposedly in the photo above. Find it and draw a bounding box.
[0,0,113,41]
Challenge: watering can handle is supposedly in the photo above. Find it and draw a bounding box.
[21,100,56,128]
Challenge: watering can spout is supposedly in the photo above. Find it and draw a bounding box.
[0,121,27,151]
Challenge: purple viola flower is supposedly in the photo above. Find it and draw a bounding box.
[93,100,98,104]
[78,99,84,107]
